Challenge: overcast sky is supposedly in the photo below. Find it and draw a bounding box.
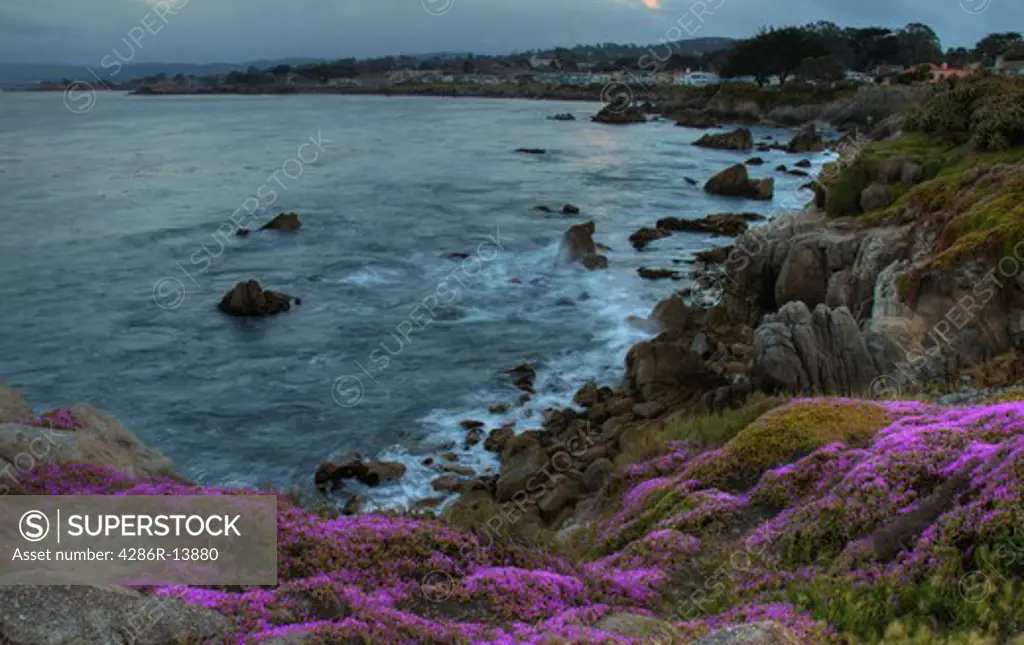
[0,0,1019,64]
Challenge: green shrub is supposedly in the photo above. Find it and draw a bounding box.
[825,159,873,217]
[904,76,1024,151]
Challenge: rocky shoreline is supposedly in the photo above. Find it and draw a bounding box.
[123,82,922,130]
[5,76,1024,644]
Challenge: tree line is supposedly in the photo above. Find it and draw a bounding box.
[717,23,1022,86]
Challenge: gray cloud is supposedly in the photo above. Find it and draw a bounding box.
[0,0,1019,64]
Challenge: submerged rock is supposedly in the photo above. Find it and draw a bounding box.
[637,268,681,281]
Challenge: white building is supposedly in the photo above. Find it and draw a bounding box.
[528,55,558,69]
[674,71,721,86]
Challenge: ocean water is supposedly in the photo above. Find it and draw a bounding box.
[0,92,830,507]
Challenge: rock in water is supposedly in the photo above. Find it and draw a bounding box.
[656,212,764,237]
[629,226,671,250]
[561,221,608,270]
[515,148,546,154]
[591,105,646,124]
[315,452,407,489]
[705,165,774,201]
[693,127,754,151]
[561,203,580,214]
[218,280,295,317]
[261,212,301,231]
[786,123,824,153]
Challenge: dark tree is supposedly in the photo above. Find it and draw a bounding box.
[847,27,901,71]
[897,23,943,65]
[944,47,974,67]
[975,32,1023,64]
[795,55,846,85]
[720,37,772,85]
[721,27,827,86]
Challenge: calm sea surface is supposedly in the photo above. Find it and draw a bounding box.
[0,92,827,506]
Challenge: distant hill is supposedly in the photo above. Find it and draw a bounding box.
[0,38,735,86]
[0,58,324,86]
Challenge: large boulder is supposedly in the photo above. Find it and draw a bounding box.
[0,384,32,424]
[860,183,893,212]
[786,123,824,153]
[594,612,687,643]
[495,435,549,502]
[561,222,608,270]
[0,399,175,482]
[261,212,301,231]
[705,165,774,201]
[0,585,230,645]
[693,128,754,151]
[626,342,723,400]
[774,241,828,309]
[692,621,801,644]
[649,295,703,335]
[218,280,295,317]
[752,301,879,395]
